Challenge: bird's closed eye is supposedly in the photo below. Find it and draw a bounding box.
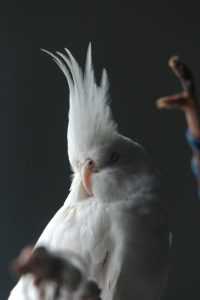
[110,152,120,163]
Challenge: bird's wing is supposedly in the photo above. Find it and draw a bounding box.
[98,202,171,300]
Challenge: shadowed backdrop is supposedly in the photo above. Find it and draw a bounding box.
[0,0,200,299]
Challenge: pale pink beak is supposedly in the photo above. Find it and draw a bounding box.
[81,159,96,196]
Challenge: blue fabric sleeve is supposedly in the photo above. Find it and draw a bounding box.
[185,129,200,153]
[191,157,200,177]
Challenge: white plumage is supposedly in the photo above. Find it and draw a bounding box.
[8,44,170,300]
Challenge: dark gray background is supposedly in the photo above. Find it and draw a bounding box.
[1,0,200,299]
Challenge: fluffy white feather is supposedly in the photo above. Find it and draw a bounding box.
[42,44,117,173]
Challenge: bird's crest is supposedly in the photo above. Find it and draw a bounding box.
[42,44,117,170]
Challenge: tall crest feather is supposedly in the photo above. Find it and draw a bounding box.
[42,44,117,170]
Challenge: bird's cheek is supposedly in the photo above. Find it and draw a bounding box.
[81,166,93,196]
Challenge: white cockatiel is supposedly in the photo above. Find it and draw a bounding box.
[9,44,171,300]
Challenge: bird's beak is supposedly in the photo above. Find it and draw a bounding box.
[81,159,97,197]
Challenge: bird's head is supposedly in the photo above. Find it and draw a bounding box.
[43,44,154,202]
[78,133,153,201]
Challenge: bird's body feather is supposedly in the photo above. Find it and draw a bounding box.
[9,175,169,300]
